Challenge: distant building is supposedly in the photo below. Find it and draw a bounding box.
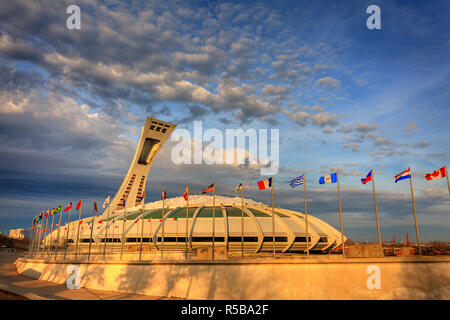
[9,228,32,239]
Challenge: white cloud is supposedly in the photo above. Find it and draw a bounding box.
[315,77,340,89]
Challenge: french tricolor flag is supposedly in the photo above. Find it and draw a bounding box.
[395,168,411,183]
[257,177,272,190]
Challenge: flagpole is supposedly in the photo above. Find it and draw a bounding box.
[212,184,216,260]
[186,189,189,260]
[111,217,115,255]
[161,190,165,260]
[33,219,39,257]
[103,205,110,258]
[120,196,127,260]
[30,217,37,257]
[30,217,36,257]
[304,174,309,257]
[149,216,152,253]
[445,165,450,197]
[139,192,145,261]
[371,171,383,257]
[41,211,48,259]
[272,177,275,259]
[47,212,55,259]
[39,216,44,256]
[409,169,422,256]
[55,208,63,261]
[87,201,96,262]
[34,218,41,256]
[75,202,82,260]
[241,179,244,259]
[64,206,72,260]
[38,216,45,256]
[29,219,36,257]
[336,172,345,258]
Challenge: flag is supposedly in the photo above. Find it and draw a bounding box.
[361,171,373,185]
[425,166,446,181]
[319,173,337,184]
[202,183,215,194]
[93,199,98,212]
[63,202,72,212]
[257,177,272,190]
[137,191,145,202]
[289,175,304,188]
[54,205,62,214]
[76,200,82,210]
[173,216,178,221]
[102,195,110,208]
[184,186,189,201]
[98,219,103,224]
[162,188,167,200]
[79,220,83,225]
[395,168,411,183]
[134,218,139,223]
[45,209,49,219]
[50,208,55,215]
[235,182,243,192]
[39,211,43,221]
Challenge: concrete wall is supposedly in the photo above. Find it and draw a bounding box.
[15,257,450,300]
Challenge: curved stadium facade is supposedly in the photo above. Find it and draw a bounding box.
[46,195,345,253]
[41,118,346,254]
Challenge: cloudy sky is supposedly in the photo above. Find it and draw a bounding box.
[0,0,449,242]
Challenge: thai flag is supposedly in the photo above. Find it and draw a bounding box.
[361,171,372,184]
[257,177,272,190]
[395,168,411,183]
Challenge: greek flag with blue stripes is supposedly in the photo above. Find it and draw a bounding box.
[288,175,304,188]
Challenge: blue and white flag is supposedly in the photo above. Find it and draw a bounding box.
[235,182,243,192]
[288,175,304,188]
[319,172,337,184]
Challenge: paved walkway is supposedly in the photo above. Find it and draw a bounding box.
[0,252,177,300]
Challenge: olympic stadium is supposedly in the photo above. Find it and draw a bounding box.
[38,117,345,255]
[44,194,345,254]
